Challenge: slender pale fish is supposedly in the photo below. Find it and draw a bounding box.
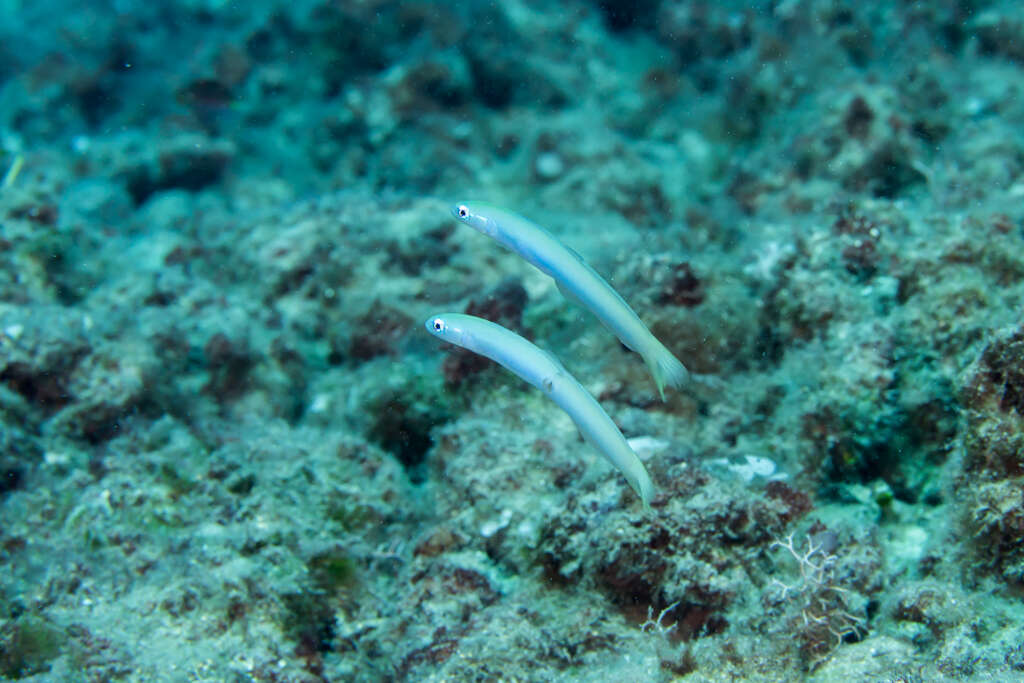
[425,313,654,507]
[451,202,688,401]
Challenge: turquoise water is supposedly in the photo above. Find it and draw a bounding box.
[1,1,1023,680]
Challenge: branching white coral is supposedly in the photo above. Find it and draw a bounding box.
[640,601,680,637]
[768,532,868,665]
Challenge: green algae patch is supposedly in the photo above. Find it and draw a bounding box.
[308,549,358,593]
[0,615,66,679]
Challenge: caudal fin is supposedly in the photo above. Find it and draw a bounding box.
[644,342,689,402]
[635,466,655,509]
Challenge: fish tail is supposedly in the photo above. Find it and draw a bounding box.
[644,342,689,402]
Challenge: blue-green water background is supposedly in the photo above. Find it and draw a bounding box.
[1,1,1023,680]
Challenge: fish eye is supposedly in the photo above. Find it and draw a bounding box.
[432,318,444,332]
[457,205,469,218]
